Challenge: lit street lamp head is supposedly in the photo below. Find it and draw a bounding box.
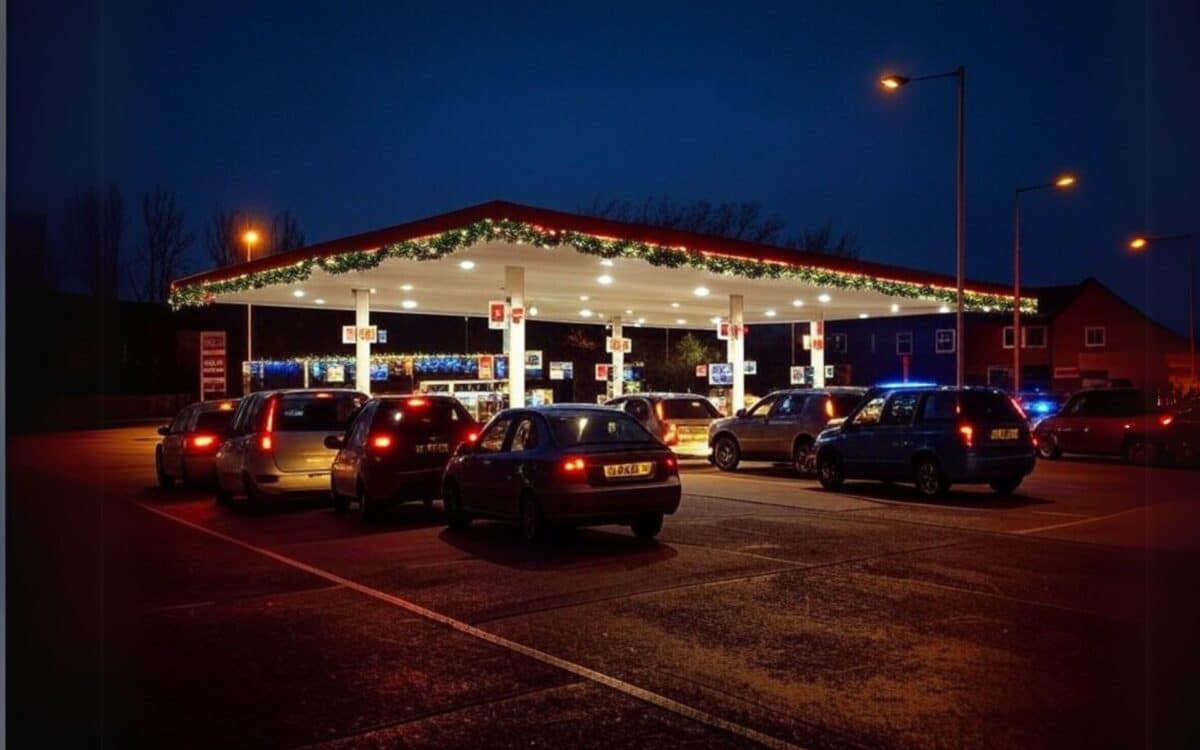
[880,74,909,90]
[243,229,260,246]
[1129,237,1148,250]
[1055,175,1076,188]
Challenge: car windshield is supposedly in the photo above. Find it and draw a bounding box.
[660,398,720,420]
[378,399,466,433]
[274,394,364,432]
[194,411,234,432]
[548,412,658,446]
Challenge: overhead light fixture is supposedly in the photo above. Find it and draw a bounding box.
[693,286,710,297]
[710,315,722,324]
[400,283,414,291]
[528,306,539,316]
[580,309,594,318]
[599,259,614,267]
[818,293,832,303]
[636,317,646,325]
[597,274,614,285]
[579,295,590,301]
[314,298,326,305]
[939,304,951,313]
[675,318,687,325]
[401,299,418,310]
[859,313,869,319]
[890,303,900,313]
[624,309,633,315]
[764,309,777,318]
[292,289,306,298]
[458,260,476,271]
[369,288,377,294]
[792,299,804,307]
[671,302,680,308]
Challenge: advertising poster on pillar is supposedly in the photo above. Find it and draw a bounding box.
[488,301,508,330]
[478,355,495,380]
[199,331,227,399]
[524,350,543,375]
[708,363,733,386]
[594,363,610,381]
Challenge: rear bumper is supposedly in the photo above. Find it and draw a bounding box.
[947,451,1037,482]
[252,470,333,496]
[182,455,218,480]
[373,467,443,499]
[540,477,682,522]
[670,440,711,459]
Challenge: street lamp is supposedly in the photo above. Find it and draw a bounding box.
[1129,233,1195,392]
[880,66,967,387]
[242,228,261,376]
[1012,173,1076,393]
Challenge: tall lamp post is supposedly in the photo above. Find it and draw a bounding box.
[881,66,966,387]
[1012,174,1076,393]
[1130,233,1195,392]
[242,228,260,371]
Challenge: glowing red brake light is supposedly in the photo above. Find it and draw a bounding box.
[314,392,333,399]
[662,422,679,446]
[466,430,480,443]
[191,434,217,449]
[407,397,427,407]
[958,423,975,449]
[662,455,678,473]
[561,456,586,473]
[260,435,273,451]
[370,434,393,450]
[825,399,835,419]
[1160,415,1174,426]
[1009,397,1028,420]
[259,397,278,452]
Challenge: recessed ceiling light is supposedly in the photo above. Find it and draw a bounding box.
[858,313,869,319]
[764,309,777,318]
[599,259,614,267]
[982,305,993,312]
[400,283,414,291]
[528,306,539,316]
[579,295,590,301]
[939,304,951,313]
[314,298,325,305]
[458,260,476,271]
[817,293,832,303]
[676,318,687,325]
[792,299,804,307]
[693,286,710,297]
[597,274,614,285]
[369,288,377,294]
[710,316,722,324]
[636,317,646,325]
[624,309,633,315]
[401,299,418,310]
[292,289,306,298]
[580,309,594,318]
[671,302,680,308]
[890,303,900,313]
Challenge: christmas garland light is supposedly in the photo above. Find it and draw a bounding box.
[170,219,1035,313]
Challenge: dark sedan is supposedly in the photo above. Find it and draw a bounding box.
[441,405,681,543]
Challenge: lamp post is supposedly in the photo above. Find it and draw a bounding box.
[881,66,966,387]
[242,228,260,371]
[1012,174,1075,393]
[1130,233,1195,392]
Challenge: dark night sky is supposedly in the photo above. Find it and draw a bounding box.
[9,1,1200,334]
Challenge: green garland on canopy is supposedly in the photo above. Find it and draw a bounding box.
[169,219,1035,313]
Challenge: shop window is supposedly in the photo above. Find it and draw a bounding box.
[896,332,913,355]
[1022,326,1047,348]
[1003,327,1015,349]
[935,329,956,354]
[828,333,847,353]
[1085,327,1106,348]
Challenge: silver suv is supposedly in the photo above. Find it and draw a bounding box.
[708,388,866,472]
[606,393,721,458]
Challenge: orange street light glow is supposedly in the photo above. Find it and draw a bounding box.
[243,229,260,245]
[1129,237,1148,250]
[880,74,908,90]
[1055,175,1076,188]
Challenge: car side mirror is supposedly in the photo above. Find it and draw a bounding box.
[735,409,747,417]
[324,434,345,450]
[157,425,170,436]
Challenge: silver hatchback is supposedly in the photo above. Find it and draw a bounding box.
[707,388,865,472]
[215,389,368,504]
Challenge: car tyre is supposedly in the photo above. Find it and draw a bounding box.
[989,476,1023,495]
[792,438,814,475]
[713,435,740,472]
[519,495,546,545]
[914,457,950,497]
[155,448,174,489]
[331,484,350,513]
[357,483,378,523]
[630,513,664,540]
[242,472,264,505]
[1036,435,1062,460]
[1125,439,1159,466]
[443,483,471,531]
[215,484,234,505]
[816,451,845,490]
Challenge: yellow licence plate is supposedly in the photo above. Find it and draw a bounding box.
[603,462,654,479]
[990,428,1019,441]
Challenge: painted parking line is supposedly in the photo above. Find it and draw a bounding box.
[136,502,805,750]
[1014,507,1144,535]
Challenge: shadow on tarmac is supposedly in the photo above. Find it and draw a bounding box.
[438,522,678,571]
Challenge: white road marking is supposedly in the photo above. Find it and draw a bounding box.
[136,502,805,750]
[1015,507,1144,535]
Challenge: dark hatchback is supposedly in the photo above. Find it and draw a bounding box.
[441,405,682,543]
[328,395,479,521]
[813,387,1036,497]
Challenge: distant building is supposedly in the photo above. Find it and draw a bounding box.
[825,278,1195,398]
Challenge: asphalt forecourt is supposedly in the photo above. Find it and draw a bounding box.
[9,426,1200,748]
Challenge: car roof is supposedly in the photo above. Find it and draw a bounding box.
[256,388,366,397]
[616,392,712,400]
[194,398,240,412]
[372,393,459,400]
[768,387,866,396]
[508,404,623,416]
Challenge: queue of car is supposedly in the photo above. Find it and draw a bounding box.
[152,382,1196,543]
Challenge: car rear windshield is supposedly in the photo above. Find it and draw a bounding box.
[194,411,234,432]
[548,412,657,446]
[659,398,720,420]
[378,399,468,433]
[274,394,364,432]
[832,394,863,416]
[921,391,1024,424]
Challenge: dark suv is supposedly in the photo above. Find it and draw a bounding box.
[1033,388,1165,461]
[813,387,1035,497]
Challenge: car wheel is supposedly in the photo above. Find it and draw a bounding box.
[331,484,350,513]
[630,513,664,540]
[1125,439,1158,466]
[1036,434,1061,459]
[242,472,264,505]
[792,438,814,474]
[155,448,174,489]
[713,435,740,472]
[519,495,546,545]
[816,451,844,490]
[215,484,234,505]
[357,483,378,523]
[443,483,471,531]
[914,457,950,497]
[989,476,1022,495]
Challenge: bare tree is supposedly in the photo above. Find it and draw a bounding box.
[584,197,860,258]
[129,187,195,303]
[204,208,250,267]
[269,210,305,254]
[62,184,125,299]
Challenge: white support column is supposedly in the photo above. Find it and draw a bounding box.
[610,316,624,398]
[810,318,826,388]
[354,289,371,395]
[505,265,525,408]
[728,295,745,413]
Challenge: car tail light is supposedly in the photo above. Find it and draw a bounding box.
[407,397,427,407]
[655,402,665,421]
[314,392,333,398]
[560,456,587,476]
[958,423,975,449]
[1009,397,1028,420]
[259,397,278,452]
[369,434,393,451]
[662,422,679,446]
[190,434,217,450]
[662,455,678,474]
[825,399,835,419]
[465,429,480,443]
[1161,415,1175,426]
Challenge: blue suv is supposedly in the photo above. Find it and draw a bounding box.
[813,387,1035,497]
